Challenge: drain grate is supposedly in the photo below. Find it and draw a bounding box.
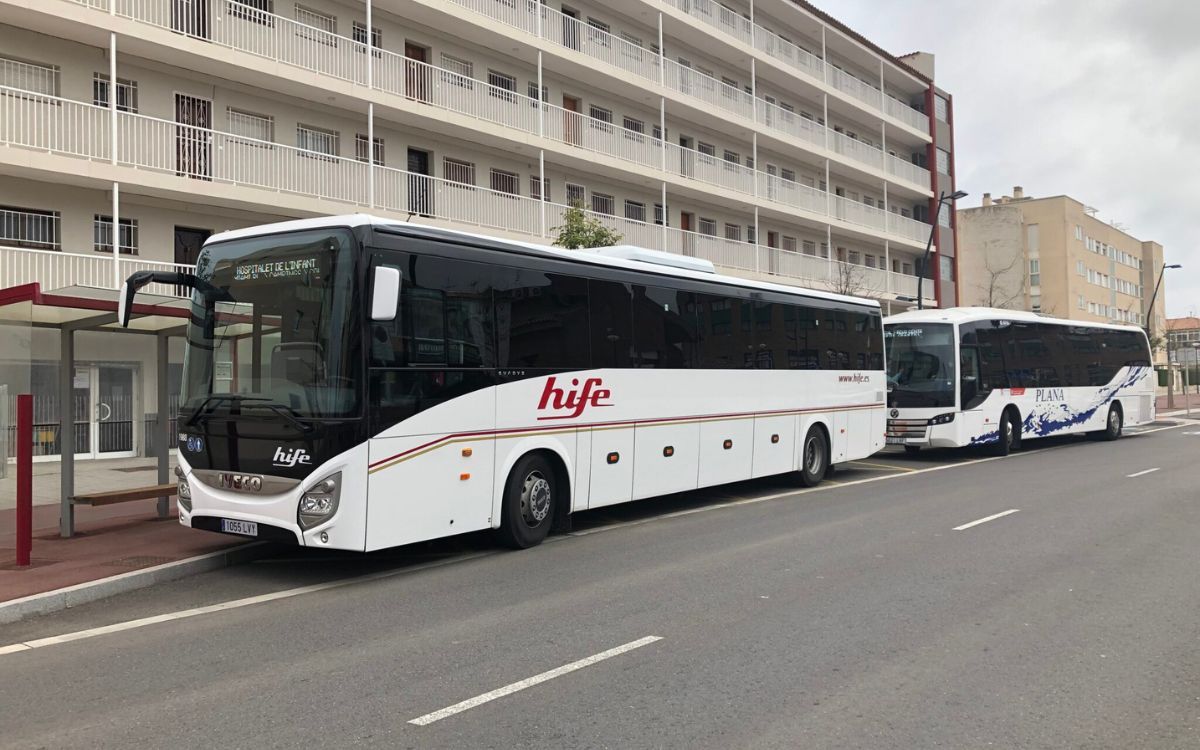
[106,555,175,568]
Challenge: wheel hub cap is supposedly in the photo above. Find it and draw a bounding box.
[521,472,551,526]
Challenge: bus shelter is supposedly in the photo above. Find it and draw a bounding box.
[0,283,190,537]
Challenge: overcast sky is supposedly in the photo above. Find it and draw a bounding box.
[816,0,1198,318]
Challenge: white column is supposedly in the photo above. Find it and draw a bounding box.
[661,182,668,249]
[826,223,833,277]
[368,102,375,209]
[884,240,891,293]
[821,26,827,83]
[537,51,544,138]
[754,206,760,274]
[879,58,885,110]
[752,132,758,198]
[659,97,667,173]
[658,13,665,83]
[366,0,373,88]
[109,33,117,167]
[539,149,546,237]
[111,182,120,288]
[882,179,889,235]
[749,0,755,26]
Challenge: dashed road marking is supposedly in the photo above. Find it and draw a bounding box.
[953,509,1020,531]
[408,636,663,726]
[1126,467,1160,478]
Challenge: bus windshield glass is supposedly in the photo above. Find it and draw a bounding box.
[181,228,361,423]
[885,323,956,408]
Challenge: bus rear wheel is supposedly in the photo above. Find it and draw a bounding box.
[798,426,829,487]
[498,453,556,549]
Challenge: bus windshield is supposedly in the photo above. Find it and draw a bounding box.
[181,228,361,423]
[885,323,956,408]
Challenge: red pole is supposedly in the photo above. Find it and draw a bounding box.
[16,393,32,567]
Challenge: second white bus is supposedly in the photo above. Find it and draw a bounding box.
[883,307,1155,454]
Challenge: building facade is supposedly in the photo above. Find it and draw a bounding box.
[958,188,1166,335]
[0,0,957,463]
[1167,317,1200,366]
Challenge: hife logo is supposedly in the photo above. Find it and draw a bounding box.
[536,376,613,420]
[272,446,313,468]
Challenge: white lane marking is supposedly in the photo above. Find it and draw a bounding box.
[1126,467,1161,478]
[0,552,494,658]
[408,636,663,726]
[953,509,1020,531]
[6,421,1188,657]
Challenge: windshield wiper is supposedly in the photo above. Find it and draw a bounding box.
[255,402,314,434]
[184,394,270,428]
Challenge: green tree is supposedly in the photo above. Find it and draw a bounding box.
[552,202,622,249]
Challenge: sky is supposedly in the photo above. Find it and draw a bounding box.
[814,0,1198,318]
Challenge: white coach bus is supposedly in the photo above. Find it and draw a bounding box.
[883,307,1155,455]
[121,215,886,550]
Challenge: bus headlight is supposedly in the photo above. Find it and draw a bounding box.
[175,465,192,512]
[929,413,956,425]
[298,471,341,530]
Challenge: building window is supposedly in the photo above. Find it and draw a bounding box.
[724,223,741,241]
[936,148,950,175]
[589,105,614,132]
[697,142,716,158]
[443,157,476,187]
[527,82,548,104]
[800,239,814,255]
[586,18,611,47]
[940,254,955,282]
[355,134,384,165]
[865,254,876,268]
[295,5,336,43]
[566,183,586,207]
[622,116,645,138]
[1031,296,1041,313]
[723,150,740,168]
[296,124,338,157]
[490,168,520,196]
[848,250,861,265]
[352,21,381,51]
[1029,259,1040,287]
[230,0,273,23]
[654,203,668,226]
[1,56,59,96]
[228,108,273,143]
[487,70,517,101]
[1074,224,1083,241]
[591,192,615,215]
[0,206,60,250]
[530,175,550,201]
[441,54,474,87]
[1076,259,1085,276]
[624,200,646,223]
[92,73,138,112]
[93,214,137,255]
[698,218,716,236]
[938,202,951,228]
[934,94,948,122]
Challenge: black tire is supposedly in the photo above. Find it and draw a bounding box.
[992,409,1020,456]
[903,445,921,455]
[1102,404,1123,441]
[798,426,829,487]
[497,453,556,549]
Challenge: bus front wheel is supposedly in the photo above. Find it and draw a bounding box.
[1101,404,1123,441]
[498,453,556,549]
[798,426,829,487]
[993,409,1020,456]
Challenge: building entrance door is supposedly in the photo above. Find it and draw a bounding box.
[95,364,137,457]
[175,94,212,179]
[407,148,432,217]
[171,0,209,39]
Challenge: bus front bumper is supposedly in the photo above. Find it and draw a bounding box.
[886,416,966,449]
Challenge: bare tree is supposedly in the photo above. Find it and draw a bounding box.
[830,259,882,298]
[974,253,1024,309]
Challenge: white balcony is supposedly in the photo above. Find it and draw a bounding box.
[0,82,931,302]
[663,0,930,135]
[57,0,933,192]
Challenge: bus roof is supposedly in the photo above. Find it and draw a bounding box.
[208,214,881,310]
[884,306,1147,334]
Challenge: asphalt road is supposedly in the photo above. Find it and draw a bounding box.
[1,422,1198,749]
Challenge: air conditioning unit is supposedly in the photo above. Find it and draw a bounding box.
[587,245,716,274]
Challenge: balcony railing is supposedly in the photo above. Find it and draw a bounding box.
[662,0,929,134]
[0,84,931,300]
[0,208,61,250]
[62,0,933,189]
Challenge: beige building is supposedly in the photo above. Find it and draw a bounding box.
[0,0,959,465]
[958,187,1166,338]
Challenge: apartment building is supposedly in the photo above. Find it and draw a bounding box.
[0,0,958,462]
[958,188,1166,336]
[1168,317,1200,366]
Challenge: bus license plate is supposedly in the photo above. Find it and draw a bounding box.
[220,519,258,537]
[885,437,905,445]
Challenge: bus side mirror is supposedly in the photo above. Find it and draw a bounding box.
[371,266,401,321]
[118,280,133,327]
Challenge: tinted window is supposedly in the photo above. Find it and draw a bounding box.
[370,254,494,369]
[632,286,700,368]
[495,270,589,369]
[590,280,634,368]
[697,294,748,368]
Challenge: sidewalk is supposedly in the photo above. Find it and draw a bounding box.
[0,497,245,605]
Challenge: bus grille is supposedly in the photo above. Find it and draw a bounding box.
[886,419,929,439]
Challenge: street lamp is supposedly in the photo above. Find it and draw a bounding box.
[1144,262,1181,336]
[916,189,968,310]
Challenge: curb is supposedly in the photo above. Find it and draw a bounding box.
[0,542,270,625]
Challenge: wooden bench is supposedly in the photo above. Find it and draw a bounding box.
[71,483,177,506]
